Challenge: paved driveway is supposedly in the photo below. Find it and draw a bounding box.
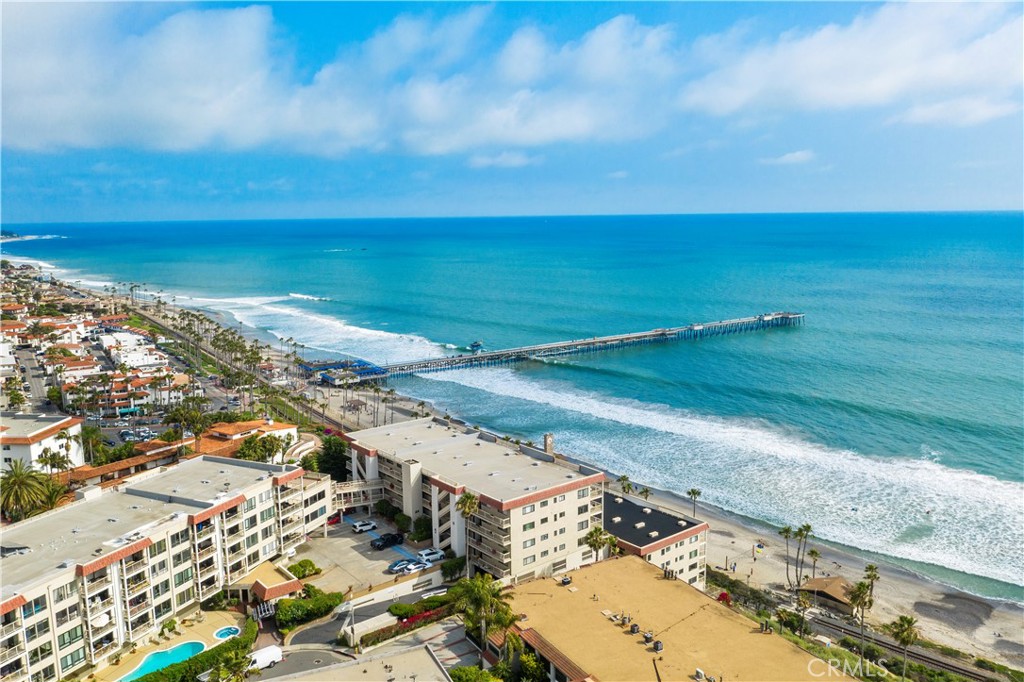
[260,650,351,680]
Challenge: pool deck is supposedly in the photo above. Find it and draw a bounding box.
[94,610,246,682]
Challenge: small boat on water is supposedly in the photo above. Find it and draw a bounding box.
[468,340,484,352]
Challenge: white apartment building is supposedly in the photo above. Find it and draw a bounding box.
[0,456,332,682]
[343,418,606,583]
[0,413,85,470]
[602,492,709,590]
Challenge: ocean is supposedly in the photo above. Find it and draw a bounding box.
[4,212,1022,600]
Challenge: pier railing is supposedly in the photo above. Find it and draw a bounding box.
[381,312,803,378]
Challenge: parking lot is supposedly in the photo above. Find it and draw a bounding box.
[294,516,427,596]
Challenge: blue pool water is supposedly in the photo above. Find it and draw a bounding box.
[214,626,240,639]
[119,641,205,682]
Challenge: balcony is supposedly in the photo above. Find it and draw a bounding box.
[0,620,21,638]
[194,544,217,561]
[280,518,303,535]
[89,619,117,642]
[0,642,25,665]
[198,561,219,579]
[277,485,301,503]
[281,533,304,551]
[127,600,150,618]
[85,574,112,593]
[224,525,243,539]
[129,615,152,633]
[0,668,28,682]
[126,578,150,596]
[123,558,147,576]
[90,641,119,660]
[280,502,302,518]
[198,581,221,600]
[227,545,244,561]
[194,525,216,541]
[85,596,114,614]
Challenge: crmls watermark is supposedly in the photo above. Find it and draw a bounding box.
[808,658,890,678]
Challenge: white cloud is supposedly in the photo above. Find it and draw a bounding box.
[468,151,542,169]
[760,150,815,165]
[891,97,1021,127]
[607,170,629,179]
[680,3,1022,125]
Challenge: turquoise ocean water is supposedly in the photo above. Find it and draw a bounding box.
[5,213,1022,599]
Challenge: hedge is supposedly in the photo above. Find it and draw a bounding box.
[288,559,321,579]
[394,513,412,533]
[360,604,456,648]
[410,515,432,542]
[388,603,418,619]
[133,618,257,682]
[275,584,345,631]
[441,556,466,582]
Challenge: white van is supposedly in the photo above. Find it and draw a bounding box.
[249,645,283,669]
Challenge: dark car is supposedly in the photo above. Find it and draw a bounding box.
[370,533,404,550]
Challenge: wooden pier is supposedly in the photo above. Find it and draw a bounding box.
[380,312,804,378]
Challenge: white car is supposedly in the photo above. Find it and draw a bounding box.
[401,560,432,575]
[352,520,377,533]
[417,548,445,563]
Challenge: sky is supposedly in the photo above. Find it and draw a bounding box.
[2,1,1022,223]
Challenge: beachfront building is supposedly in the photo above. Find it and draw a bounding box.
[0,413,84,470]
[484,555,829,681]
[797,576,855,615]
[603,492,709,590]
[343,418,606,582]
[0,456,332,682]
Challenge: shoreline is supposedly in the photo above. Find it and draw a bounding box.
[11,257,1024,665]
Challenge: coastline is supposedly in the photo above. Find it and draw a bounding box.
[12,255,1024,666]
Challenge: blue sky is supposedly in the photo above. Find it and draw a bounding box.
[2,2,1021,223]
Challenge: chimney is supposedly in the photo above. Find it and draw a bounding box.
[543,433,554,454]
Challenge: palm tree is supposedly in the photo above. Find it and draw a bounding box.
[455,491,479,570]
[449,574,514,665]
[886,615,919,681]
[686,488,701,516]
[209,648,259,682]
[638,487,651,501]
[796,592,811,636]
[864,563,880,602]
[847,580,873,669]
[1,460,48,521]
[778,525,794,589]
[584,526,615,559]
[33,478,69,514]
[794,523,812,585]
[807,548,821,581]
[616,475,633,495]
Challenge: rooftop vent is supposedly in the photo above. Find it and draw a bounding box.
[475,442,481,446]
[93,548,103,555]
[58,559,75,569]
[677,520,689,527]
[614,497,623,503]
[642,508,652,514]
[531,463,540,467]
[634,521,645,529]
[612,516,621,523]
[648,531,659,538]
[463,461,472,466]
[128,505,141,510]
[107,518,119,523]
[201,480,210,484]
[219,470,226,474]
[489,472,500,477]
[71,528,81,534]
[565,474,574,479]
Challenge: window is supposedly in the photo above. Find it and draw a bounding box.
[522,504,535,514]
[523,555,535,566]
[577,520,589,531]
[259,489,274,504]
[170,529,189,547]
[522,522,535,532]
[541,549,549,558]
[148,539,167,557]
[174,568,193,587]
[260,508,276,523]
[176,588,195,607]
[690,535,699,544]
[54,604,78,626]
[53,581,77,603]
[522,539,535,549]
[29,642,53,665]
[556,494,565,503]
[577,489,588,499]
[244,516,257,530]
[261,526,275,540]
[262,540,278,557]
[689,549,699,559]
[244,498,256,512]
[59,647,85,672]
[577,504,588,515]
[151,559,168,577]
[540,500,548,508]
[26,620,51,642]
[540,533,549,541]
[154,600,173,620]
[688,576,698,585]
[172,549,190,567]
[153,580,171,599]
[558,543,566,551]
[57,626,83,650]
[22,595,46,618]
[245,533,259,548]
[30,664,55,682]
[689,562,699,572]
[304,505,326,523]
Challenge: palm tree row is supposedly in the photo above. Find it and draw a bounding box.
[778,522,815,590]
[1,461,70,522]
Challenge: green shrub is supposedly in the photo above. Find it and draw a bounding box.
[388,603,418,619]
[410,515,432,541]
[275,586,344,631]
[375,500,399,520]
[441,556,466,582]
[419,594,452,611]
[394,513,412,533]
[450,667,501,682]
[359,604,455,647]
[288,559,321,579]
[134,618,257,682]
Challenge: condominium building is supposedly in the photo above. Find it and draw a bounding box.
[0,413,84,470]
[343,418,606,582]
[0,456,332,682]
[603,492,708,590]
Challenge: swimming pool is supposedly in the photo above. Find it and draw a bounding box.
[214,626,240,639]
[119,641,205,682]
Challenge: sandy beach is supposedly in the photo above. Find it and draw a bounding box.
[136,296,1024,667]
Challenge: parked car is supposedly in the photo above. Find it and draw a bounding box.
[249,645,283,669]
[387,559,412,574]
[352,520,377,533]
[326,511,342,526]
[416,548,445,563]
[401,560,432,575]
[370,533,404,550]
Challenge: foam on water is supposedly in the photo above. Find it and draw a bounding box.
[422,367,1024,586]
[288,293,332,301]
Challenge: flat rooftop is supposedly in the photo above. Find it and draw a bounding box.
[604,492,704,549]
[508,555,832,681]
[0,456,298,601]
[0,412,79,440]
[274,645,450,681]
[348,419,596,504]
